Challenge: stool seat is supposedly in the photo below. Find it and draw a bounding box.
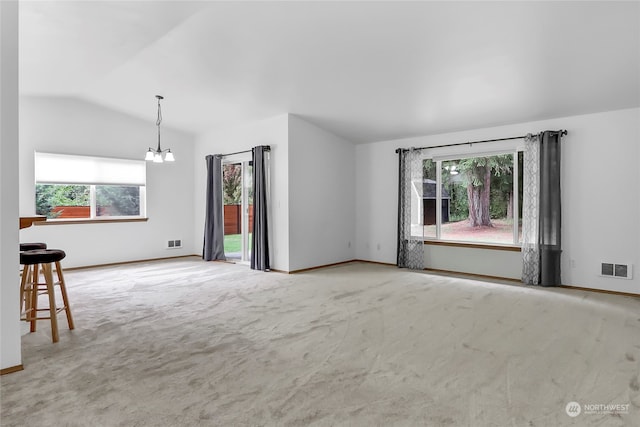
[20,242,47,251]
[20,249,66,265]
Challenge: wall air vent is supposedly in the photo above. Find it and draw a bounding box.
[167,240,183,249]
[601,262,632,279]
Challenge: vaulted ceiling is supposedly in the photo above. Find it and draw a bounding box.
[19,1,640,143]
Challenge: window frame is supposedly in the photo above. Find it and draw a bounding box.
[418,143,524,247]
[34,152,148,222]
[35,183,147,222]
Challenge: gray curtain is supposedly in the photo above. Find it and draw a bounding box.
[522,131,563,286]
[396,148,424,269]
[251,146,270,271]
[203,155,226,261]
[538,131,562,286]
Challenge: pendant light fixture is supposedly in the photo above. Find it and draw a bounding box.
[145,95,175,163]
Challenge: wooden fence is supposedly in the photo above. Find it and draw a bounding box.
[224,205,253,235]
[52,206,115,218]
[52,206,90,218]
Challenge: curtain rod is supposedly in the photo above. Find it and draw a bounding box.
[394,130,567,154]
[216,145,271,158]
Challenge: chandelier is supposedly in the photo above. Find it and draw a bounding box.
[145,95,175,163]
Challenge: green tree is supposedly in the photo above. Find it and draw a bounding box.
[447,181,469,222]
[35,184,57,217]
[223,164,242,205]
[96,185,140,216]
[456,155,513,227]
[423,159,436,179]
[35,184,90,218]
[490,169,513,219]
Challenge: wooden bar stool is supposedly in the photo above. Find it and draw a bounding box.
[19,243,47,315]
[20,249,74,343]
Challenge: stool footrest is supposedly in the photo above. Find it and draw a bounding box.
[21,306,68,319]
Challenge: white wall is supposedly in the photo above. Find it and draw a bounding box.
[356,108,640,294]
[18,96,196,268]
[0,0,22,371]
[355,137,398,263]
[424,246,522,279]
[288,115,356,271]
[193,114,290,271]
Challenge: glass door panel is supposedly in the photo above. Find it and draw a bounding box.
[223,157,253,262]
[243,161,253,262]
[223,163,242,260]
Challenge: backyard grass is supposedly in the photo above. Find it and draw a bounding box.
[224,234,253,254]
[224,234,241,253]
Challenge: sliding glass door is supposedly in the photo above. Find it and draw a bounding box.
[222,156,253,262]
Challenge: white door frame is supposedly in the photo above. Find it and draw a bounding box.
[223,153,252,262]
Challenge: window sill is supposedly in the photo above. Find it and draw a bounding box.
[34,217,149,226]
[423,240,521,252]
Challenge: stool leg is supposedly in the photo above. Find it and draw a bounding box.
[20,264,30,315]
[55,261,74,330]
[30,264,39,333]
[42,263,59,343]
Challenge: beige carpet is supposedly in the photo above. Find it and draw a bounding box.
[1,258,639,426]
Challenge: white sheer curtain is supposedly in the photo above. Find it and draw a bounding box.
[521,134,540,284]
[397,148,424,270]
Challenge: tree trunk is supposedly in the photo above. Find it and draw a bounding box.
[506,191,513,219]
[467,166,492,227]
[467,184,480,226]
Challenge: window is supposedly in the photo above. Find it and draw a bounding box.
[416,150,523,246]
[35,152,146,220]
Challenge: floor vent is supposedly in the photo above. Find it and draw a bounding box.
[601,263,632,279]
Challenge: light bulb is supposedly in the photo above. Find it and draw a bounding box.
[145,149,154,161]
[153,152,163,163]
[164,151,175,162]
